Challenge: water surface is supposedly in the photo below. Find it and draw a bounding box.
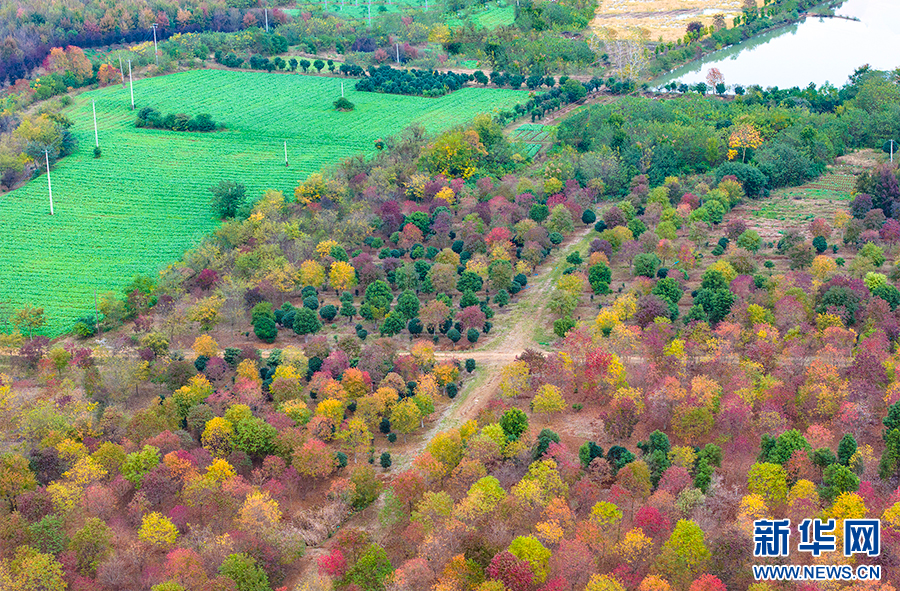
[655,0,900,89]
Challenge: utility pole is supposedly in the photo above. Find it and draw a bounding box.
[368,0,371,27]
[92,99,99,147]
[117,53,125,85]
[94,288,100,338]
[890,139,897,164]
[396,42,400,63]
[45,150,54,215]
[128,60,134,109]
[341,80,344,97]
[264,8,269,32]
[151,23,159,66]
[284,140,288,166]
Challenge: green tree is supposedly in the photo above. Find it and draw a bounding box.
[530,203,549,223]
[365,280,394,311]
[234,416,278,459]
[345,543,393,591]
[588,263,611,294]
[633,253,661,278]
[737,229,761,252]
[546,205,574,234]
[837,434,858,466]
[651,277,683,306]
[488,259,515,292]
[706,200,725,224]
[380,311,406,337]
[457,271,484,293]
[350,465,383,509]
[253,316,278,343]
[12,305,46,337]
[500,408,529,440]
[293,307,321,336]
[209,180,247,219]
[122,445,161,488]
[760,429,811,464]
[396,290,421,320]
[70,517,112,576]
[654,520,710,589]
[508,536,551,583]
[822,463,860,502]
[29,514,67,555]
[219,553,271,591]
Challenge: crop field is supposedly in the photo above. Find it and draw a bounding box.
[511,123,553,142]
[591,0,761,42]
[511,124,554,157]
[734,172,854,240]
[284,0,432,20]
[0,69,527,335]
[284,0,512,27]
[445,4,515,29]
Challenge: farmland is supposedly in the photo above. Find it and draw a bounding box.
[284,0,515,27]
[591,0,761,41]
[738,171,855,240]
[511,123,555,158]
[0,69,527,335]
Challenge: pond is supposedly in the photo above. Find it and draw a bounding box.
[654,0,900,89]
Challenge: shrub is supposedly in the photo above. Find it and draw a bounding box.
[253,317,278,343]
[334,97,355,111]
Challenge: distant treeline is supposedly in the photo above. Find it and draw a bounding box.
[354,66,471,97]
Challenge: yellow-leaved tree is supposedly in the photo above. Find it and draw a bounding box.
[192,334,219,358]
[727,124,763,163]
[499,361,530,398]
[531,384,567,415]
[139,512,179,547]
[329,261,357,291]
[299,260,326,288]
[239,491,282,535]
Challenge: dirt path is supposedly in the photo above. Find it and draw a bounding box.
[395,224,596,468]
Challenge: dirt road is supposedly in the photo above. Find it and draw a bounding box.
[396,224,596,467]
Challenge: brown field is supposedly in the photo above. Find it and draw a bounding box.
[591,0,762,42]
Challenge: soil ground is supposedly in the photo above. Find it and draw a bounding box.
[591,0,762,42]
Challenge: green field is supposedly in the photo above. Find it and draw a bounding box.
[511,123,553,142]
[284,0,430,20]
[284,0,513,27]
[445,3,515,29]
[0,69,527,335]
